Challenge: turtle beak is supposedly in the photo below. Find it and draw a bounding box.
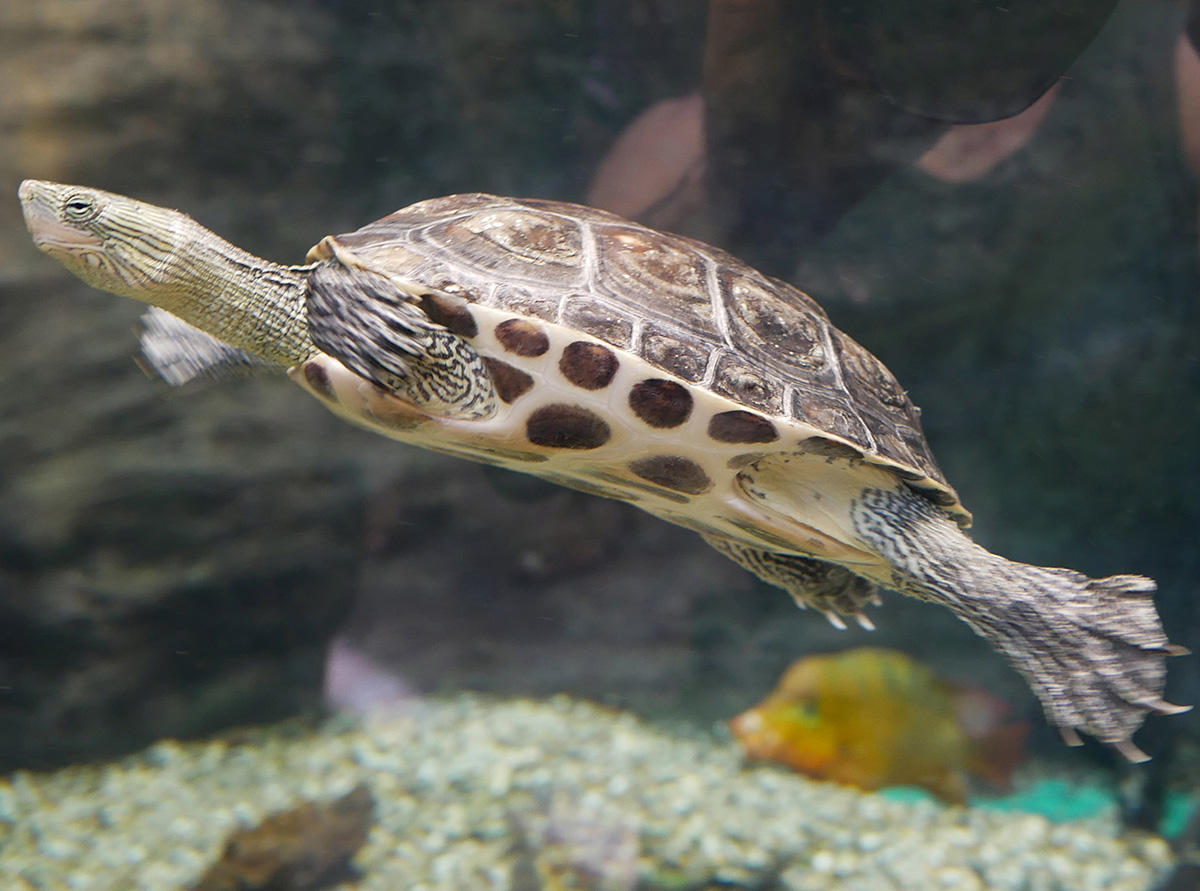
[18,179,103,253]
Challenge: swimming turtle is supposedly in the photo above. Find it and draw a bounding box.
[19,180,1188,758]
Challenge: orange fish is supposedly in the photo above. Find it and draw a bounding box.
[730,647,1027,803]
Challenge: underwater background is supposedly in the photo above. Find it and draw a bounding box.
[0,1,1198,888]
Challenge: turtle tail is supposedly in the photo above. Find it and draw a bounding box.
[851,486,1190,759]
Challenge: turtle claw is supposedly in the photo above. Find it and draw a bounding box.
[822,610,848,631]
[1059,726,1085,747]
[1112,738,1151,764]
[1143,699,1193,716]
[853,611,876,631]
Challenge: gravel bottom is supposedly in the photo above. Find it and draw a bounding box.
[0,695,1175,890]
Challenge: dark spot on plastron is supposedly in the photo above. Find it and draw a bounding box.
[559,341,618,390]
[303,361,335,400]
[798,436,862,460]
[708,410,778,443]
[495,318,550,356]
[483,356,534,403]
[526,404,611,449]
[628,455,712,495]
[629,379,693,428]
[419,293,478,337]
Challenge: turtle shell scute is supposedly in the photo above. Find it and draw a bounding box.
[790,393,875,452]
[561,297,634,349]
[490,285,559,322]
[711,352,784,414]
[595,225,715,333]
[380,193,511,226]
[833,330,910,411]
[425,208,586,286]
[722,268,828,372]
[641,325,709,382]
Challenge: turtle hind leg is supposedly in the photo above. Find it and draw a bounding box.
[702,535,882,630]
[851,486,1189,757]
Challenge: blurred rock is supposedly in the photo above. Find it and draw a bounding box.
[190,783,374,891]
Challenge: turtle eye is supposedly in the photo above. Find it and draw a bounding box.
[63,193,97,222]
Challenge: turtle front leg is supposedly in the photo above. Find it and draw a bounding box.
[850,485,1188,758]
[702,535,882,630]
[305,260,498,420]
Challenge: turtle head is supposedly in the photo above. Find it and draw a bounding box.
[19,179,196,302]
[19,180,315,367]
